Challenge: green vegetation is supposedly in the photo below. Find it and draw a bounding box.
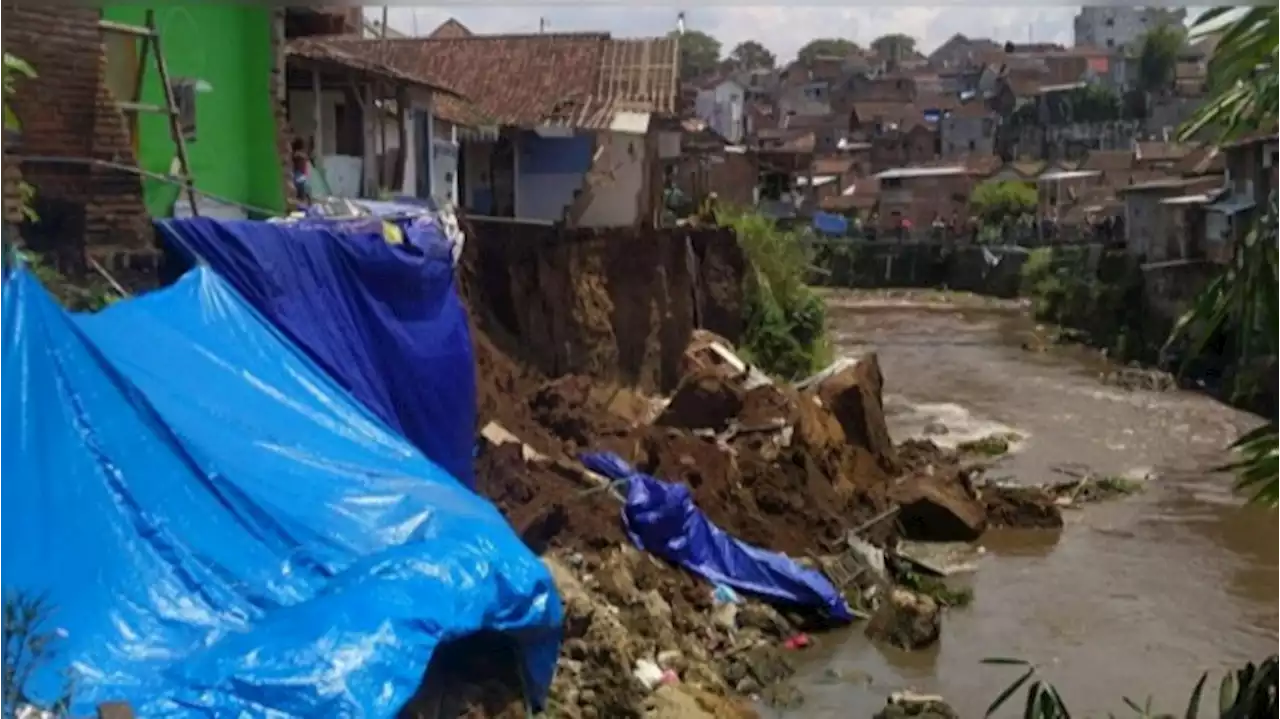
[727,40,776,70]
[3,52,34,133]
[3,594,73,717]
[957,433,1022,458]
[895,570,974,609]
[720,209,832,379]
[670,28,722,80]
[23,252,119,311]
[983,655,1277,719]
[1019,246,1156,363]
[969,181,1037,229]
[797,38,861,65]
[1136,22,1188,94]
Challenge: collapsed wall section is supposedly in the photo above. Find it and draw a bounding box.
[2,6,155,284]
[461,218,745,395]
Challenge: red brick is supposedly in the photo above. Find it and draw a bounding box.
[3,5,151,276]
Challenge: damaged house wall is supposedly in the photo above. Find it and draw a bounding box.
[2,6,154,281]
[462,219,745,394]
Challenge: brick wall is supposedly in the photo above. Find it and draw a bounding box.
[2,5,152,280]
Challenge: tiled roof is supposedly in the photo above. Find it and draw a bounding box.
[811,155,857,176]
[755,128,816,153]
[1079,149,1135,172]
[850,102,936,130]
[1135,141,1196,164]
[285,37,462,97]
[319,33,679,131]
[947,100,993,119]
[1172,146,1223,176]
[429,18,473,39]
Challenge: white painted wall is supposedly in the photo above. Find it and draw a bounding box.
[578,131,646,228]
[693,80,745,144]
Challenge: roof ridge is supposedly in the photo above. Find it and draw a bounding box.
[372,31,613,42]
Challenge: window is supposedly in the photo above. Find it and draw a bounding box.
[169,77,199,143]
[969,140,976,151]
[1106,38,1115,48]
[883,177,903,189]
[1104,17,1114,27]
[981,118,995,135]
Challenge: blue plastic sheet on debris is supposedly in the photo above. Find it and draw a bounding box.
[155,216,476,487]
[812,211,850,237]
[0,266,562,716]
[580,452,854,621]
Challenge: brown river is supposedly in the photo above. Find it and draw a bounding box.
[770,291,1278,718]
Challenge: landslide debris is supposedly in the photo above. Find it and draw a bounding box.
[459,265,1061,716]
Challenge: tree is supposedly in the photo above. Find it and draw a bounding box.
[969,181,1037,226]
[670,29,722,80]
[1136,22,1186,93]
[871,33,918,62]
[795,38,860,65]
[1171,6,1278,507]
[728,40,775,70]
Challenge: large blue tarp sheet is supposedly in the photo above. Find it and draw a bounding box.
[155,216,477,487]
[581,453,853,621]
[0,266,561,716]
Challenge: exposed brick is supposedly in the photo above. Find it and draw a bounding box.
[2,5,151,277]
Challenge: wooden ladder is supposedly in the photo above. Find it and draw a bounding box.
[99,10,200,217]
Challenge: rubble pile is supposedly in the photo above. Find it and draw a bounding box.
[464,309,1063,716]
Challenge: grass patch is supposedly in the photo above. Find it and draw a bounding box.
[957,433,1022,457]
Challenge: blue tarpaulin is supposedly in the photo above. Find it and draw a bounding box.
[812,211,850,237]
[0,266,561,716]
[155,216,477,487]
[581,453,853,621]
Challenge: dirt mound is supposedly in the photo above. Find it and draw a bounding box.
[654,365,746,432]
[981,484,1065,529]
[626,421,893,558]
[474,442,626,552]
[529,374,638,454]
[472,328,566,458]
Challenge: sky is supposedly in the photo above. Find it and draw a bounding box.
[374,5,1208,62]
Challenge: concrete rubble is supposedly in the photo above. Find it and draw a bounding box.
[463,322,1066,717]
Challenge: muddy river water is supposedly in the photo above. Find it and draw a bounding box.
[771,292,1278,718]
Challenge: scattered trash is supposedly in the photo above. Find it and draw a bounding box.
[633,658,665,691]
[782,633,812,650]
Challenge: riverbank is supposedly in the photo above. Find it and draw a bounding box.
[803,292,1277,717]
[462,306,1094,718]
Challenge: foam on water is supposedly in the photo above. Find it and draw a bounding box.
[884,395,1026,451]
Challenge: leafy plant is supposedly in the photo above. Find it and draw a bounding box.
[2,593,74,718]
[719,208,832,379]
[970,181,1037,229]
[1178,7,1278,143]
[1136,22,1187,94]
[983,655,1278,719]
[3,52,35,133]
